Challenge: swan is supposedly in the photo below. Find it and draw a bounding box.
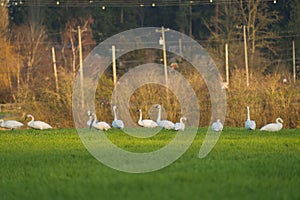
[138,109,158,128]
[245,106,256,130]
[0,119,24,130]
[89,112,111,131]
[156,104,174,130]
[174,117,187,131]
[260,118,283,132]
[112,105,124,129]
[211,119,223,132]
[25,114,52,130]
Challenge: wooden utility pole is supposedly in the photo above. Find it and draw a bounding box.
[243,25,249,87]
[156,26,170,86]
[112,45,117,89]
[112,45,117,104]
[78,26,84,108]
[17,53,20,97]
[51,47,59,93]
[156,26,170,101]
[72,26,87,108]
[162,26,168,85]
[16,35,21,97]
[292,40,296,83]
[71,26,87,107]
[189,3,192,37]
[225,43,229,84]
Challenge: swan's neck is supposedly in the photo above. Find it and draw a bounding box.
[157,106,161,122]
[247,107,250,120]
[276,118,282,124]
[139,110,142,122]
[113,107,118,120]
[92,113,97,122]
[28,115,34,124]
[0,120,4,126]
[180,118,184,124]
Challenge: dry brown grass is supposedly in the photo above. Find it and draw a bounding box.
[226,69,300,128]
[14,67,300,129]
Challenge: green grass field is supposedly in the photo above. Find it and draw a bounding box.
[0,128,300,200]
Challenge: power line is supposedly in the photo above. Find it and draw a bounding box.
[7,0,278,7]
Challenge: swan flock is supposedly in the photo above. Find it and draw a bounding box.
[0,105,284,132]
[82,104,282,133]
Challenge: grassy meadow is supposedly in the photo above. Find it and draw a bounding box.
[0,128,300,200]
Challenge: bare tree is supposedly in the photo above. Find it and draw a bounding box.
[61,15,95,78]
[237,0,280,73]
[203,2,241,72]
[0,2,19,102]
[24,0,48,82]
[205,0,280,74]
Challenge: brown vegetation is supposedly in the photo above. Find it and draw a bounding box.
[3,65,298,129]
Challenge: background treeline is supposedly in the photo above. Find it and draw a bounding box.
[0,0,299,128]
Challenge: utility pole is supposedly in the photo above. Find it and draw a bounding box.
[17,35,20,97]
[72,26,87,108]
[78,26,84,108]
[51,47,59,93]
[17,54,20,97]
[112,45,117,89]
[225,43,229,84]
[156,26,170,101]
[156,26,170,86]
[292,40,296,83]
[111,45,117,103]
[243,25,249,87]
[189,3,192,37]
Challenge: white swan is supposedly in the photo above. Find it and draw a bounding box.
[211,119,223,132]
[138,109,158,128]
[245,106,256,130]
[174,117,187,131]
[26,114,52,130]
[260,118,283,132]
[112,105,124,129]
[0,119,24,130]
[156,104,174,130]
[89,112,111,131]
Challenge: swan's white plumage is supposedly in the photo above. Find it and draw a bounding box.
[89,112,111,131]
[138,109,158,128]
[0,119,24,130]
[26,114,52,130]
[112,105,124,129]
[211,119,223,132]
[245,106,256,130]
[260,118,283,132]
[174,117,187,131]
[156,105,174,130]
[157,120,175,130]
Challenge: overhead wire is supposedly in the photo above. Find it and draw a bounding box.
[7,0,278,7]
